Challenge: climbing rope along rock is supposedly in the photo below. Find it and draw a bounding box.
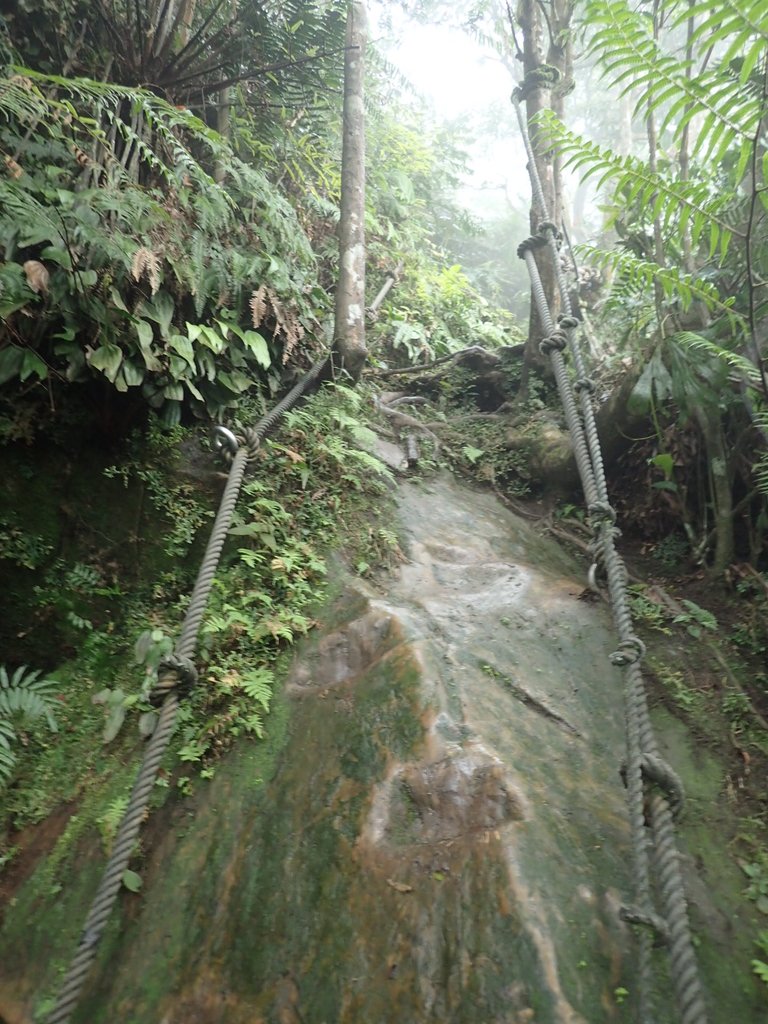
[45,355,329,1024]
[512,86,708,1024]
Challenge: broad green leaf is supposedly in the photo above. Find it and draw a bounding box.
[196,349,216,380]
[136,320,161,371]
[158,401,181,428]
[110,287,129,312]
[650,453,674,479]
[89,344,123,382]
[184,379,204,401]
[19,349,47,382]
[169,334,195,364]
[242,331,271,368]
[0,345,24,384]
[121,359,145,387]
[141,291,174,337]
[218,370,252,394]
[162,383,184,401]
[40,245,72,270]
[122,869,142,893]
[198,325,226,354]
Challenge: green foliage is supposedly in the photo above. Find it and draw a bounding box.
[377,261,519,364]
[0,69,324,423]
[537,116,743,270]
[143,383,395,779]
[362,99,521,365]
[629,586,672,634]
[753,931,768,988]
[121,868,142,893]
[6,0,348,131]
[583,0,766,170]
[740,852,768,915]
[97,793,129,851]
[540,0,768,359]
[0,664,59,785]
[0,513,52,568]
[672,599,718,638]
[105,421,214,559]
[538,0,768,575]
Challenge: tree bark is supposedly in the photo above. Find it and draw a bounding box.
[696,410,735,574]
[516,0,573,393]
[333,0,368,381]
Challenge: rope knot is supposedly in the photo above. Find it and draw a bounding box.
[588,500,617,524]
[540,329,568,355]
[151,654,198,704]
[574,377,595,394]
[642,754,686,819]
[558,314,580,329]
[620,905,670,945]
[610,635,646,666]
[517,235,547,258]
[243,428,262,456]
[537,220,560,240]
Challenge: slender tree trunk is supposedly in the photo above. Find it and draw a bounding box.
[214,87,231,184]
[696,410,735,573]
[516,0,573,393]
[647,0,667,326]
[333,0,368,380]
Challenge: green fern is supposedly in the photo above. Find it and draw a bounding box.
[582,0,764,174]
[0,665,59,786]
[535,112,744,264]
[577,244,741,323]
[753,412,768,498]
[240,668,273,712]
[675,332,763,387]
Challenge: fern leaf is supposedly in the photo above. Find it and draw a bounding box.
[578,245,745,326]
[582,0,761,159]
[675,332,763,387]
[241,668,273,711]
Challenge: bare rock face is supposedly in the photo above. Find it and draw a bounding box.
[391,753,525,842]
[4,475,756,1024]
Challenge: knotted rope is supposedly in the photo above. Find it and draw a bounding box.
[512,83,708,1024]
[46,355,329,1024]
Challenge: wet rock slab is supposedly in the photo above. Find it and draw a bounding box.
[2,475,637,1024]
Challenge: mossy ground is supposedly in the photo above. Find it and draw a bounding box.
[1,385,767,1021]
[0,383,397,912]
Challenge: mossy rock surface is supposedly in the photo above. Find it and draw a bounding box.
[0,474,765,1023]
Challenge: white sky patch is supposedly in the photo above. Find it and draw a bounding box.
[368,6,531,216]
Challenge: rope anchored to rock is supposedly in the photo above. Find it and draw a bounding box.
[512,91,708,1024]
[45,355,330,1024]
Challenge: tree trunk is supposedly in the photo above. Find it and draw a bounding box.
[214,87,231,184]
[333,0,368,381]
[696,410,735,574]
[516,0,573,394]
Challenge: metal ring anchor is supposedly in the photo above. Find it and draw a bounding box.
[213,425,239,456]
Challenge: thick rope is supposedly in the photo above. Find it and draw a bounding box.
[46,355,329,1024]
[512,87,707,1024]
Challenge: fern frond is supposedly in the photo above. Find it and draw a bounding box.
[582,0,762,167]
[684,0,768,82]
[578,244,745,325]
[0,719,16,752]
[535,111,743,262]
[240,668,273,711]
[0,664,59,732]
[754,411,768,497]
[674,331,763,387]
